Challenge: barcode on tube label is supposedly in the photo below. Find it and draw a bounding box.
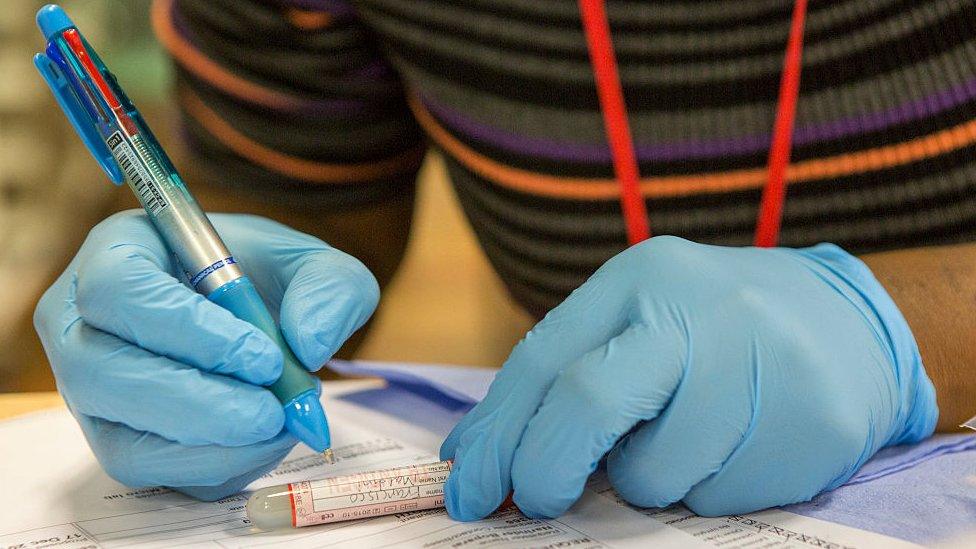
[107,131,168,215]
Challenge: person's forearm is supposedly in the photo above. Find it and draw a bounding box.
[860,243,976,432]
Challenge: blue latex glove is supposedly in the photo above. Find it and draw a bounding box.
[34,210,378,500]
[441,236,938,519]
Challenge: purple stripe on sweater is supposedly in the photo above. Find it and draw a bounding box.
[795,78,976,143]
[354,60,396,80]
[422,77,976,163]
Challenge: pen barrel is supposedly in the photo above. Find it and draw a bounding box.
[50,21,242,295]
[109,131,243,295]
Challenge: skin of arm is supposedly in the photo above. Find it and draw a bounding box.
[861,242,976,431]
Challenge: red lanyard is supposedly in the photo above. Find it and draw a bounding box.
[579,0,809,248]
[579,0,650,244]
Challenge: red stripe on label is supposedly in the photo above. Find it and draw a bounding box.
[288,483,298,528]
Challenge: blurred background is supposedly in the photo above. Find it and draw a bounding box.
[0,0,532,392]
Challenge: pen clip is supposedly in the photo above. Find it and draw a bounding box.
[33,50,124,185]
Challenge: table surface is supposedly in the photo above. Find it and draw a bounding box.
[0,391,64,421]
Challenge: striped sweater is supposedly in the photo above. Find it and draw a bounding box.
[155,0,976,317]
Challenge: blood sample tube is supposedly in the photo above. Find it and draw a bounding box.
[246,460,454,530]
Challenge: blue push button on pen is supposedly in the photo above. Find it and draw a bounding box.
[33,4,335,461]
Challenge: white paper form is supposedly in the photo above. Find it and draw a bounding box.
[0,380,700,549]
[0,374,919,549]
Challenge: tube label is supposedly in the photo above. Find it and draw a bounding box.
[289,461,452,527]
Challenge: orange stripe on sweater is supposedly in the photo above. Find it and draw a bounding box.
[409,94,976,200]
[180,88,424,183]
[152,0,306,110]
[286,8,333,30]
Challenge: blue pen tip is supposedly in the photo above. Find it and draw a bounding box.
[37,4,74,41]
[283,390,332,453]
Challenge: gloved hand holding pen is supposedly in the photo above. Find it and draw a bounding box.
[34,211,378,500]
[441,236,938,519]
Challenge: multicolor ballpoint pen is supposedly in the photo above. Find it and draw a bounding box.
[32,4,335,462]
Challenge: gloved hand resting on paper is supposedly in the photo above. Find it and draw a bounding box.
[34,211,378,500]
[441,236,938,519]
